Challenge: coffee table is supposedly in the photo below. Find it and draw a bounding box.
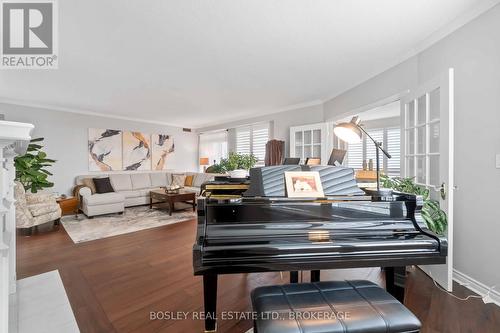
[149,189,196,216]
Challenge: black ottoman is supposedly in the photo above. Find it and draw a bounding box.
[251,280,421,333]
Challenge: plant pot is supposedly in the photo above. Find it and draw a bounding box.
[228,169,248,178]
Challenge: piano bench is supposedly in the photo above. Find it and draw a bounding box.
[251,280,421,333]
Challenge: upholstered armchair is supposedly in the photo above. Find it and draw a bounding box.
[14,181,62,235]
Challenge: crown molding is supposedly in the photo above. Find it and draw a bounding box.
[0,97,189,129]
[196,99,323,131]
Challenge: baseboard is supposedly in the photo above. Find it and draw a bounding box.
[453,269,500,307]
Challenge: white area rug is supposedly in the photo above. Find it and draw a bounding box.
[61,205,195,243]
[17,270,80,333]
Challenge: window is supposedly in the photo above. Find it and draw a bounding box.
[236,122,270,165]
[346,127,400,176]
[199,130,228,170]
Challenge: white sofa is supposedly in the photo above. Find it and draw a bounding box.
[75,171,218,217]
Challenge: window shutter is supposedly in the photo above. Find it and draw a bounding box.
[365,129,384,164]
[252,124,269,165]
[386,127,401,176]
[236,126,251,155]
[235,123,270,165]
[347,141,363,169]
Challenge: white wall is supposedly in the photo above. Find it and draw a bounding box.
[0,103,199,196]
[323,5,500,288]
[198,103,324,157]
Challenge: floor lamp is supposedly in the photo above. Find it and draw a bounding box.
[333,116,392,197]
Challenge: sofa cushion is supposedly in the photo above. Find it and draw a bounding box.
[172,174,186,187]
[165,173,173,186]
[27,203,59,217]
[150,173,167,187]
[93,177,115,194]
[120,190,143,199]
[131,173,152,189]
[83,192,125,206]
[193,173,215,187]
[110,174,133,191]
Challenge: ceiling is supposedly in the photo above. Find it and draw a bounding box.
[0,0,495,128]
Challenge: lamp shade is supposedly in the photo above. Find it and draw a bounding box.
[333,117,363,144]
[199,157,209,165]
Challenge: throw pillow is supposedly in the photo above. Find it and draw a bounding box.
[81,178,96,194]
[184,175,194,187]
[172,174,186,187]
[93,177,115,194]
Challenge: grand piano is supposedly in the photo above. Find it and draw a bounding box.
[193,166,447,332]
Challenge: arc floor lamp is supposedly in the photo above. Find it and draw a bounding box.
[333,116,392,197]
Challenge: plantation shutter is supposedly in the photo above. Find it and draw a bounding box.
[236,126,251,155]
[235,122,270,165]
[385,127,401,176]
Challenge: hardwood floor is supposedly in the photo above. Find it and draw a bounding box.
[17,219,500,333]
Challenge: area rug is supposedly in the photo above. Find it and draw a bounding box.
[61,205,195,243]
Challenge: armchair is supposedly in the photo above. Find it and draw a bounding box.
[14,181,62,235]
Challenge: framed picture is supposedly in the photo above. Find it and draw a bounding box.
[284,171,324,198]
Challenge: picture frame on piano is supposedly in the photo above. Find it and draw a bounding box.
[284,171,324,198]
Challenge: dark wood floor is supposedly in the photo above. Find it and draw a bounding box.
[18,219,500,333]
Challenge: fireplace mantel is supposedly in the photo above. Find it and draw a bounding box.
[0,120,34,333]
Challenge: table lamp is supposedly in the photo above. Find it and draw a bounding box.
[333,116,392,197]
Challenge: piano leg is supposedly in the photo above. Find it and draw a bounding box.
[310,270,320,282]
[203,274,218,332]
[290,271,299,283]
[385,266,406,303]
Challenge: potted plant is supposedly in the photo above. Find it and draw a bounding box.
[216,152,258,178]
[381,175,447,235]
[14,138,56,193]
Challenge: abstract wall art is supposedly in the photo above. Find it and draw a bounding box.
[122,131,151,170]
[151,134,175,170]
[88,128,123,171]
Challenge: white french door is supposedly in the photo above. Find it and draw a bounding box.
[290,123,329,164]
[400,68,454,291]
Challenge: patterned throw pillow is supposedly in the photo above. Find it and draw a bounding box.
[184,175,194,187]
[172,174,186,187]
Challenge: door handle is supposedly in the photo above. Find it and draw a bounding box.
[439,182,446,200]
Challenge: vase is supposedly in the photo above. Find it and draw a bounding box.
[228,169,247,178]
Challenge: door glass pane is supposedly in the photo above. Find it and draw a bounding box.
[429,155,440,186]
[429,122,440,153]
[295,146,303,159]
[407,129,415,154]
[295,131,303,145]
[313,130,321,144]
[313,145,321,158]
[304,131,312,144]
[407,157,415,177]
[417,157,426,184]
[429,88,440,121]
[304,145,312,158]
[417,127,426,154]
[407,101,415,127]
[417,95,427,125]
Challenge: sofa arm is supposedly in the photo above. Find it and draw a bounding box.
[25,192,56,205]
[79,186,92,197]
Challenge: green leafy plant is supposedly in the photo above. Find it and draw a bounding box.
[214,152,258,173]
[381,175,447,235]
[14,138,56,193]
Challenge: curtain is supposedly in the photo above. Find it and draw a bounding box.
[264,139,285,166]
